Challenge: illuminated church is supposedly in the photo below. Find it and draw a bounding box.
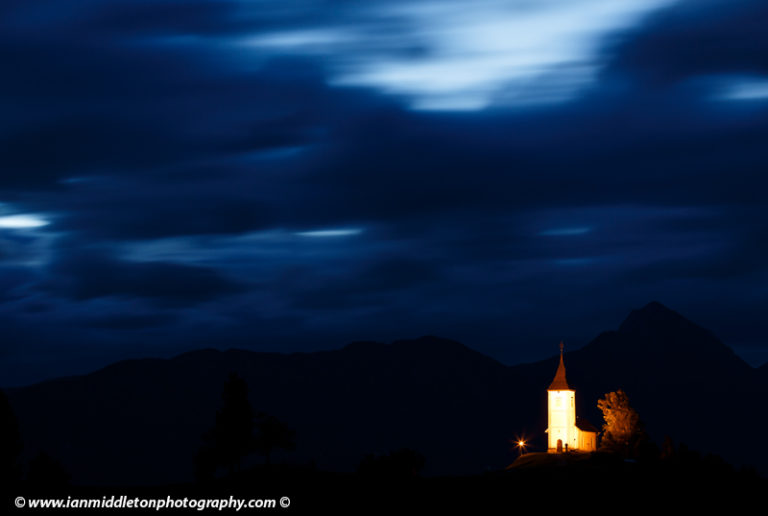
[546,342,598,452]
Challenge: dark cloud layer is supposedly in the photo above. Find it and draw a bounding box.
[604,0,768,84]
[43,249,245,306]
[1,0,767,385]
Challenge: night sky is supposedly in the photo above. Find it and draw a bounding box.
[1,0,767,386]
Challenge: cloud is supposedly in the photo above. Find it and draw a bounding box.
[83,313,177,330]
[243,0,677,110]
[293,256,443,311]
[4,0,764,242]
[601,0,768,85]
[43,249,246,306]
[1,0,768,383]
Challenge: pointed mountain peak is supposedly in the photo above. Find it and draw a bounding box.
[609,302,750,371]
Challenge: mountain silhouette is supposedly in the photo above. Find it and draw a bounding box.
[6,303,767,485]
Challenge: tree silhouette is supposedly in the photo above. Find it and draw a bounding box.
[0,389,23,486]
[597,389,649,458]
[205,372,256,475]
[254,412,295,466]
[196,372,296,480]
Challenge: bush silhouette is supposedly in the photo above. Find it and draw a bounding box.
[254,412,295,466]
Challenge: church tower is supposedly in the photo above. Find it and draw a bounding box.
[547,341,576,452]
[545,342,598,452]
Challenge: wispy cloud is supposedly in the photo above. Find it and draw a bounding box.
[244,0,676,110]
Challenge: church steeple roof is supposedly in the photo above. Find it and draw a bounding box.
[548,341,571,390]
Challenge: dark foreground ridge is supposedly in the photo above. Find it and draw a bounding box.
[9,455,765,514]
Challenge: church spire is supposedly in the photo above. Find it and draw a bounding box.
[548,341,571,390]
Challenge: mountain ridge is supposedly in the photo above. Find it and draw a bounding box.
[6,302,767,485]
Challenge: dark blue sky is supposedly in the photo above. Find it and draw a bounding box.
[1,0,767,385]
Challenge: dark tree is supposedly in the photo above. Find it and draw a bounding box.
[0,389,23,485]
[206,372,256,474]
[196,373,296,480]
[597,389,650,459]
[254,412,295,466]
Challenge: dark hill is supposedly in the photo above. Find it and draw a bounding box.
[6,305,768,485]
[7,336,527,485]
[758,361,768,379]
